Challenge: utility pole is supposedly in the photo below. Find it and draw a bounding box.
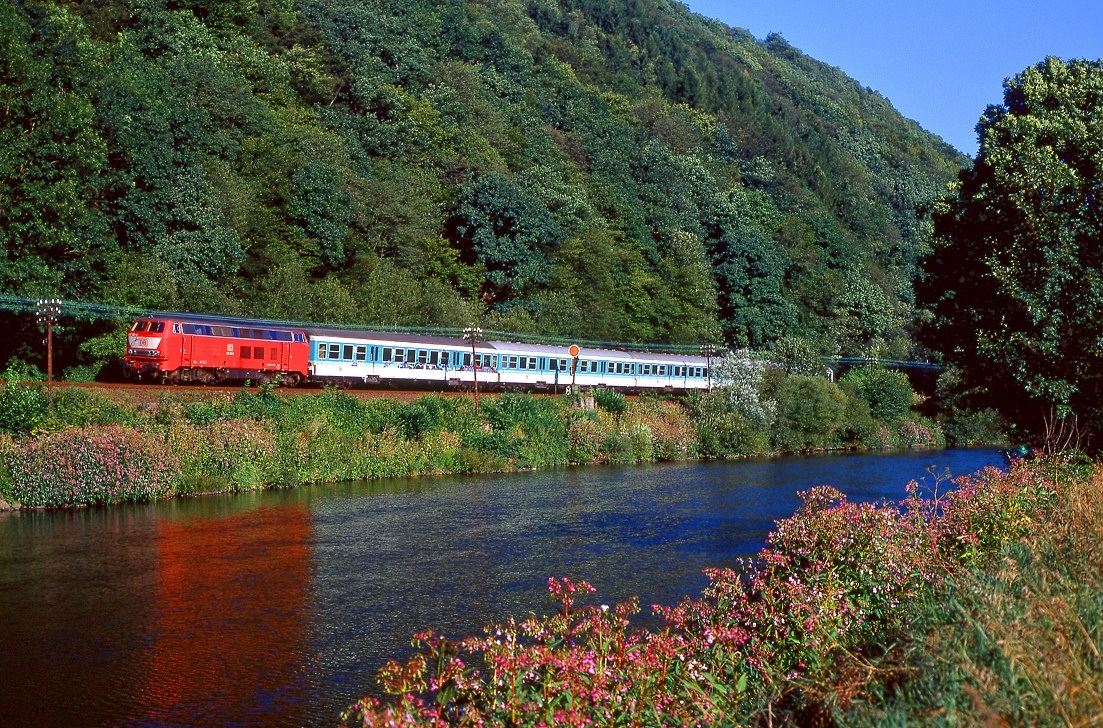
[463,326,483,413]
[37,299,61,404]
[701,343,716,393]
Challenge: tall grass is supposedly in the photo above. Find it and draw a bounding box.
[843,464,1103,726]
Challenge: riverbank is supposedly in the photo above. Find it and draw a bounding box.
[340,455,1100,726]
[0,371,955,509]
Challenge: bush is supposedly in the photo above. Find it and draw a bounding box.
[567,415,606,463]
[0,381,47,434]
[842,366,916,423]
[42,388,135,430]
[690,390,769,458]
[592,387,627,416]
[5,425,177,506]
[941,406,1007,447]
[772,375,848,451]
[838,380,882,448]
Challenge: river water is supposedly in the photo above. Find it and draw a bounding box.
[0,449,1003,727]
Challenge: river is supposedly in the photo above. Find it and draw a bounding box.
[0,449,1004,727]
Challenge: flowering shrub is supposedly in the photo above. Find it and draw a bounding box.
[896,417,945,449]
[567,416,606,463]
[627,399,696,461]
[340,460,1064,726]
[5,425,177,507]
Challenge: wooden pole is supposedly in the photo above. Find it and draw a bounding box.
[47,318,53,405]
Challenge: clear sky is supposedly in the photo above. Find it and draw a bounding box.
[683,0,1103,156]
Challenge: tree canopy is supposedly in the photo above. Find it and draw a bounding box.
[1,0,965,369]
[918,57,1103,438]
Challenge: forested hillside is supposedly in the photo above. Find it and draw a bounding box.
[0,0,965,362]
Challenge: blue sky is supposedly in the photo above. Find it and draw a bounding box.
[683,0,1103,155]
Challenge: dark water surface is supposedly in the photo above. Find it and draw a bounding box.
[0,449,1003,727]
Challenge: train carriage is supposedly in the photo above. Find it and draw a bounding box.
[305,328,487,389]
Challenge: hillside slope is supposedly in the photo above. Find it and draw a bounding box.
[0,0,965,361]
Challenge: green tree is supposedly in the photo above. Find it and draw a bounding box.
[919,58,1103,437]
[841,366,915,423]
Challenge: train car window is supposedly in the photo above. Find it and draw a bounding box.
[343,344,354,360]
[528,358,537,370]
[463,353,471,366]
[242,347,251,359]
[131,321,147,332]
[394,349,405,363]
[356,346,367,361]
[429,351,439,366]
[317,343,327,359]
[253,346,264,359]
[294,333,305,342]
[415,350,425,364]
[504,356,513,368]
[328,344,341,359]
[172,323,180,334]
[382,347,392,362]
[150,322,165,333]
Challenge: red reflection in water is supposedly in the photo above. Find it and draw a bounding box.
[132,504,312,726]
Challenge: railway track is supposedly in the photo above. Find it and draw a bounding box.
[33,381,604,405]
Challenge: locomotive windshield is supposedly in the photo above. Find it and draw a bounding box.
[130,320,165,333]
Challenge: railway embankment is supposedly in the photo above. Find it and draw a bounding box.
[0,368,957,509]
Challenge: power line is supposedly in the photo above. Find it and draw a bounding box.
[0,295,944,369]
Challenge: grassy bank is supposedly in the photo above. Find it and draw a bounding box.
[0,364,955,508]
[338,456,1098,727]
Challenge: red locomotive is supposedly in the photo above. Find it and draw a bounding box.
[123,317,310,386]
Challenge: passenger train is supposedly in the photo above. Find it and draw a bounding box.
[122,316,716,392]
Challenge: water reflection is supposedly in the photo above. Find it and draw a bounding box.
[135,506,312,727]
[0,449,1004,727]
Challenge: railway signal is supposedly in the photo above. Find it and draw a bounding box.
[36,299,61,404]
[568,344,580,396]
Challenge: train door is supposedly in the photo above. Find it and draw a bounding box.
[181,335,192,367]
[282,342,290,371]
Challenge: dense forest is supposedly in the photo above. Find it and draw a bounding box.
[0,0,966,367]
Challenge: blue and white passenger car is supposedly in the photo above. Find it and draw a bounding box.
[305,327,715,392]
